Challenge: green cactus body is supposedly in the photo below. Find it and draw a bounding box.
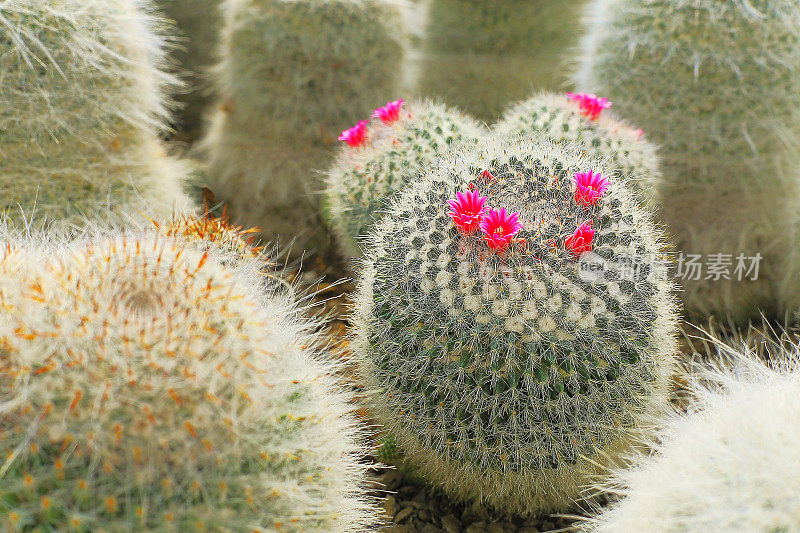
[156,0,224,140]
[353,137,679,515]
[0,0,195,230]
[326,100,485,259]
[495,92,659,202]
[200,0,407,254]
[418,0,588,122]
[0,231,376,532]
[575,0,800,321]
[585,346,800,532]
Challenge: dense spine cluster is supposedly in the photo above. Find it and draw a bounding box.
[326,100,485,259]
[0,231,376,532]
[585,344,800,532]
[200,0,408,253]
[0,0,194,230]
[495,92,659,201]
[354,137,679,515]
[575,0,800,321]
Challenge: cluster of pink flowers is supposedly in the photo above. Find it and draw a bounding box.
[567,92,612,121]
[338,99,405,147]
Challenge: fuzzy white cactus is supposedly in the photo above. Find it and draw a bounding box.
[584,342,800,532]
[575,0,800,321]
[0,230,376,531]
[200,0,408,254]
[0,0,195,230]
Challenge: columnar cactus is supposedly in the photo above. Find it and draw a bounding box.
[584,344,800,532]
[156,0,224,139]
[419,0,589,122]
[0,0,195,230]
[325,99,485,258]
[0,231,376,531]
[575,0,800,321]
[495,92,659,200]
[200,0,407,254]
[354,137,679,515]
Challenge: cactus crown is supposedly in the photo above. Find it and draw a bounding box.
[355,136,679,514]
[0,231,375,532]
[326,99,485,258]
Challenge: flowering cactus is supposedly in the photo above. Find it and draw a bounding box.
[574,0,800,321]
[325,100,485,259]
[0,0,194,230]
[0,231,376,531]
[353,136,679,515]
[200,0,407,254]
[584,343,800,532]
[494,92,658,200]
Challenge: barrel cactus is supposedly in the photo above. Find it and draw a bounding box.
[419,0,589,122]
[325,99,485,259]
[0,0,195,230]
[353,136,679,515]
[495,92,659,201]
[0,231,376,531]
[575,0,800,321]
[200,0,407,254]
[584,343,800,532]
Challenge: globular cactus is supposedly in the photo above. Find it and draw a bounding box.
[574,0,800,321]
[325,99,485,259]
[353,136,679,515]
[200,0,408,254]
[0,0,195,230]
[495,92,659,201]
[584,343,800,532]
[0,230,377,532]
[156,0,224,140]
[419,0,589,122]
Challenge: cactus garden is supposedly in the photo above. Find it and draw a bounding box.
[2,0,800,531]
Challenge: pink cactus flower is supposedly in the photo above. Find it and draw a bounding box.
[372,99,404,124]
[565,221,595,258]
[573,170,609,207]
[338,120,369,147]
[567,92,612,120]
[447,190,487,235]
[634,128,644,140]
[480,207,524,252]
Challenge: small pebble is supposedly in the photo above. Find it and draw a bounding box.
[487,524,504,533]
[465,524,488,533]
[541,521,556,532]
[421,525,444,533]
[441,514,462,533]
[395,507,414,523]
[383,495,398,518]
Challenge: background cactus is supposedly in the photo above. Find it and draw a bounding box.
[199,0,408,255]
[495,92,659,201]
[353,137,679,515]
[418,0,589,122]
[574,0,800,321]
[0,0,195,230]
[325,99,485,259]
[584,342,800,532]
[0,230,376,531]
[156,0,225,141]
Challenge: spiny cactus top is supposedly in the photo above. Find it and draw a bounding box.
[0,0,193,228]
[575,0,800,320]
[584,343,800,533]
[495,92,659,200]
[326,99,485,258]
[354,137,679,515]
[0,231,376,532]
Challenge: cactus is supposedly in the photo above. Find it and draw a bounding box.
[199,0,407,255]
[353,136,679,515]
[0,0,195,230]
[325,99,485,259]
[574,0,800,321]
[418,0,589,122]
[495,92,659,201]
[156,0,224,140]
[584,343,800,532]
[0,230,377,531]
